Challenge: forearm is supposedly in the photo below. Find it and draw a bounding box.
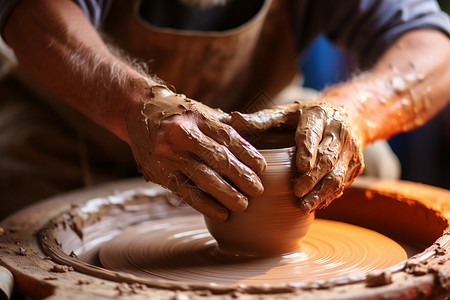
[3,0,154,143]
[226,29,449,214]
[321,29,450,145]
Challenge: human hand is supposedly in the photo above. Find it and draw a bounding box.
[227,101,365,214]
[125,84,266,221]
[291,103,364,213]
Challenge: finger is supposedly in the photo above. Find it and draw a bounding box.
[295,106,326,172]
[295,117,348,198]
[177,155,249,212]
[293,122,342,198]
[196,139,264,196]
[198,120,266,174]
[314,117,346,171]
[186,128,264,196]
[297,153,351,214]
[297,140,361,214]
[165,171,229,222]
[292,169,323,199]
[202,106,231,124]
[228,103,299,133]
[344,139,365,184]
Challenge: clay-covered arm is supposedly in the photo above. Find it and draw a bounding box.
[229,29,450,212]
[323,29,450,145]
[4,0,266,221]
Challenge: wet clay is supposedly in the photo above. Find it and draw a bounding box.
[228,102,364,214]
[2,178,450,299]
[204,144,314,256]
[99,215,407,285]
[126,83,266,221]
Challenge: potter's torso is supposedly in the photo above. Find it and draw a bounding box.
[103,0,298,112]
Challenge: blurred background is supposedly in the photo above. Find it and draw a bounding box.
[300,0,449,190]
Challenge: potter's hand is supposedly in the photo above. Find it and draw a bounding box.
[291,103,364,213]
[126,84,266,221]
[228,101,364,214]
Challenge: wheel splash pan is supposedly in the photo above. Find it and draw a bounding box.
[0,177,449,299]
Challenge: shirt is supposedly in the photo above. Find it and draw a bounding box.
[1,0,449,67]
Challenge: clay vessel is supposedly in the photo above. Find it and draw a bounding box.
[204,132,315,256]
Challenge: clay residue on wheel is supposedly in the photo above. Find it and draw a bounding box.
[99,215,407,285]
[35,179,450,297]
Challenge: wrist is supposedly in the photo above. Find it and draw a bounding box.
[310,92,370,147]
[318,73,399,146]
[103,66,160,144]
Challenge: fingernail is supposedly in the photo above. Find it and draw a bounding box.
[245,181,264,197]
[293,176,312,198]
[234,196,248,212]
[297,158,313,173]
[215,208,228,221]
[256,155,267,173]
[299,200,312,214]
[244,145,266,174]
[251,176,265,195]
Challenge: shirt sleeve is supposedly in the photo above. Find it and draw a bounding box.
[290,0,450,68]
[73,0,113,29]
[0,0,113,38]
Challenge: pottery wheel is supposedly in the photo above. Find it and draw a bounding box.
[99,215,407,285]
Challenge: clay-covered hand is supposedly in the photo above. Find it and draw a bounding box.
[125,83,266,221]
[228,101,365,214]
[291,103,364,213]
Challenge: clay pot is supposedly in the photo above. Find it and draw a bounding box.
[204,132,315,256]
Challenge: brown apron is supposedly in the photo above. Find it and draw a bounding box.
[0,0,299,219]
[104,0,298,112]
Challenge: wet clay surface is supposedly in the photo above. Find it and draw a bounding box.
[127,84,266,221]
[2,178,450,299]
[228,102,365,214]
[205,145,314,256]
[99,215,407,285]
